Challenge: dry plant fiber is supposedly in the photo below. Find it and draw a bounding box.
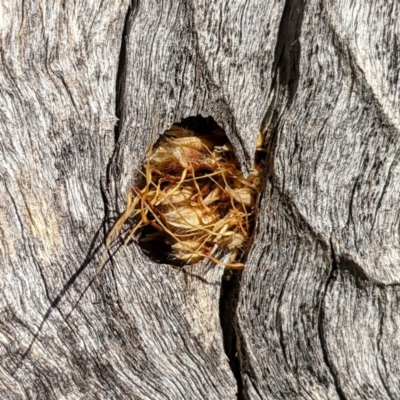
[107,117,263,269]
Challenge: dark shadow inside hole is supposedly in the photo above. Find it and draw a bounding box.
[138,225,175,265]
[175,114,227,137]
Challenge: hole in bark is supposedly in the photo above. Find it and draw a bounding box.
[107,115,265,269]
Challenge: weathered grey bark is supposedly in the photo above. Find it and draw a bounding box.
[1,1,399,399]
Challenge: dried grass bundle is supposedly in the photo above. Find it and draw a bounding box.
[107,123,263,269]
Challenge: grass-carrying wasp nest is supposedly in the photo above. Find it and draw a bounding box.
[108,117,264,269]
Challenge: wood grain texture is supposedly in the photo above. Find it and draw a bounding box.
[109,0,282,398]
[238,0,400,399]
[117,0,283,181]
[0,1,136,398]
[1,0,400,399]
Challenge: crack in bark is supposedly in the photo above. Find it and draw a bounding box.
[271,0,306,106]
[114,3,132,145]
[103,3,133,221]
[242,2,355,398]
[228,2,308,395]
[219,270,245,400]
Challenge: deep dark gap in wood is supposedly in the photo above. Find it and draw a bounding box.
[104,3,133,220]
[219,270,245,400]
[114,3,131,144]
[271,0,306,105]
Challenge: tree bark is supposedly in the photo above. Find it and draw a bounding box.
[1,1,399,399]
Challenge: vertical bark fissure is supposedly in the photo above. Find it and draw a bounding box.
[219,270,245,400]
[218,0,307,387]
[114,3,132,144]
[271,0,306,105]
[230,1,307,398]
[103,3,132,225]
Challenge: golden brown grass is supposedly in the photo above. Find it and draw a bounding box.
[106,124,263,269]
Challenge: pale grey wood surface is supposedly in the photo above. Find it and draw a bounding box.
[238,1,400,399]
[1,0,400,399]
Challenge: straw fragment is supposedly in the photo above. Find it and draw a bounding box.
[107,124,263,269]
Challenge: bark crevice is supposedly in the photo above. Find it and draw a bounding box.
[219,270,244,400]
[114,3,132,144]
[104,3,133,222]
[271,0,306,105]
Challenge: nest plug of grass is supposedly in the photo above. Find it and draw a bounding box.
[107,120,263,269]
